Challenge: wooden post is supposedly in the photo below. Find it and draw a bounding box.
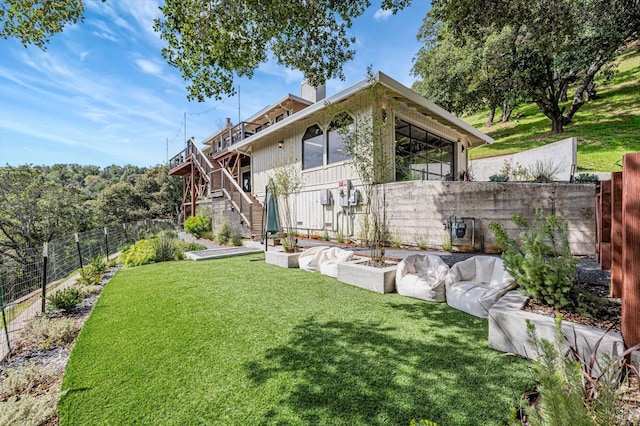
[599,180,612,270]
[611,172,623,298]
[622,153,640,348]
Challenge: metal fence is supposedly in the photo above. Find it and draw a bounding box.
[0,219,174,360]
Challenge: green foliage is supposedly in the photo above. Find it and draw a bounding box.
[328,74,395,265]
[412,231,429,250]
[389,231,403,248]
[0,165,86,262]
[521,316,637,425]
[18,316,80,350]
[500,160,531,182]
[323,230,330,241]
[489,207,577,308]
[184,214,211,238]
[430,0,639,133]
[119,239,156,267]
[47,287,83,313]
[77,256,107,285]
[214,218,233,245]
[177,241,207,252]
[410,420,438,426]
[575,173,600,183]
[152,235,178,262]
[0,393,59,426]
[0,0,87,49]
[0,363,50,398]
[528,160,563,183]
[489,174,509,182]
[96,182,145,225]
[231,233,242,247]
[154,1,400,101]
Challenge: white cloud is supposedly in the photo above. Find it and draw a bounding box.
[373,9,393,21]
[80,51,91,61]
[136,59,163,75]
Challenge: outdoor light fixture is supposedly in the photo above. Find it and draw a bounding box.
[278,140,284,149]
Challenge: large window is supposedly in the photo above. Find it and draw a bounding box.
[327,112,353,164]
[395,118,455,181]
[302,124,324,170]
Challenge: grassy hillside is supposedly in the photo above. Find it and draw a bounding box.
[466,44,640,172]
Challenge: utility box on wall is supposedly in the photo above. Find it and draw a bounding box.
[319,189,332,205]
[338,180,351,207]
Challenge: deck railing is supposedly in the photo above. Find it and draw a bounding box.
[169,139,255,233]
[210,121,265,155]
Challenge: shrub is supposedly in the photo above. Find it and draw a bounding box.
[158,229,178,238]
[489,207,577,308]
[412,231,429,250]
[152,235,178,262]
[323,230,330,241]
[0,393,58,426]
[18,316,80,350]
[518,316,640,425]
[575,173,600,183]
[215,218,233,245]
[77,257,106,286]
[500,159,531,181]
[528,159,563,183]
[47,287,83,313]
[78,284,102,297]
[231,233,242,247]
[0,364,54,399]
[389,231,402,248]
[489,174,509,182]
[178,241,207,251]
[119,239,156,267]
[184,214,211,238]
[89,257,107,275]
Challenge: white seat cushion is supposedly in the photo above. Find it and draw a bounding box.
[396,254,449,302]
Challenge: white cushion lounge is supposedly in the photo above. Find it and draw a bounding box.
[395,254,449,302]
[445,256,517,318]
[297,246,329,273]
[298,246,355,278]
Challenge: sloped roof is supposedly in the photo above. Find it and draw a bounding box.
[230,71,493,152]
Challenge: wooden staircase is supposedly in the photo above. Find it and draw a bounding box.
[170,140,263,239]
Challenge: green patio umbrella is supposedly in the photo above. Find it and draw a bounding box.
[265,189,280,235]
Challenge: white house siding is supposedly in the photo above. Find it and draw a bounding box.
[247,90,485,236]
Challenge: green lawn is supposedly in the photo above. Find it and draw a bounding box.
[467,45,640,172]
[59,256,529,425]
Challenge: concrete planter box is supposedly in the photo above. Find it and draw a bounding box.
[337,258,397,294]
[265,250,302,268]
[488,291,624,374]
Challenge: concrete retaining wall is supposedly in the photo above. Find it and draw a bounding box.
[383,180,596,255]
[469,137,577,182]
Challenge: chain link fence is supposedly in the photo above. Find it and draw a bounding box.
[1,219,174,361]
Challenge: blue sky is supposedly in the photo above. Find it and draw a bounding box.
[0,1,431,168]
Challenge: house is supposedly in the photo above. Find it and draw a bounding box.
[169,71,492,237]
[168,72,595,254]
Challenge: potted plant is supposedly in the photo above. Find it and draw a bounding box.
[487,208,625,370]
[329,73,398,293]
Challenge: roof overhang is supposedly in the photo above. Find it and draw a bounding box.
[230,71,493,153]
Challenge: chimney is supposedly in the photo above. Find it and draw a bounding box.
[300,80,326,103]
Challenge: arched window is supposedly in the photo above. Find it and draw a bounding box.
[327,112,353,164]
[302,124,323,170]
